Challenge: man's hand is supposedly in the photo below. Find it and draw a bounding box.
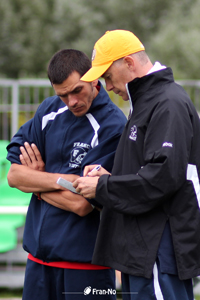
[73,176,99,199]
[20,142,45,171]
[83,165,111,177]
[73,165,110,198]
[8,143,77,194]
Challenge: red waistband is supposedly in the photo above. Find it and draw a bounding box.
[28,253,110,270]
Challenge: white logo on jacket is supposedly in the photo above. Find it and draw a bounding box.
[162,142,173,148]
[69,142,90,168]
[129,125,137,141]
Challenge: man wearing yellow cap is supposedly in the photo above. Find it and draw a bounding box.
[74,30,200,300]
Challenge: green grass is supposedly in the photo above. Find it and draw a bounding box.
[0,288,23,298]
[195,295,200,300]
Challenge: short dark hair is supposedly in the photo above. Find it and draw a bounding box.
[47,49,91,84]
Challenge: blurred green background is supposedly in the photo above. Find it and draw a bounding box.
[0,0,200,80]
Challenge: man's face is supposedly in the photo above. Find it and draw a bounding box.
[102,59,134,101]
[53,71,97,117]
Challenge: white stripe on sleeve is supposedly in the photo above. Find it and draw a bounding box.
[153,262,164,300]
[187,164,200,208]
[42,106,68,130]
[86,113,100,148]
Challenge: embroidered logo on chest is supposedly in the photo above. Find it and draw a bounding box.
[129,125,137,141]
[69,142,90,168]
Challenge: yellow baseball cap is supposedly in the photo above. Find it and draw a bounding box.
[81,30,145,82]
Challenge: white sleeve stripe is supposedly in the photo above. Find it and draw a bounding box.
[42,106,68,130]
[187,164,200,208]
[86,113,100,148]
[153,262,164,300]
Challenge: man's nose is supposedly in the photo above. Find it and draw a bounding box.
[105,80,113,92]
[68,95,78,107]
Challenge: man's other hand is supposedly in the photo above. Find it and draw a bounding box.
[20,142,45,171]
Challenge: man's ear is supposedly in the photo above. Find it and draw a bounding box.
[92,79,98,87]
[123,56,135,71]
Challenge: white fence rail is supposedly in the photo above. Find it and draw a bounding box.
[0,79,200,141]
[0,79,54,140]
[0,206,28,214]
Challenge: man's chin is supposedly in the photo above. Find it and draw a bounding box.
[122,95,129,101]
[116,91,129,101]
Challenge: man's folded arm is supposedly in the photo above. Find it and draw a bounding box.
[7,163,79,193]
[41,190,94,217]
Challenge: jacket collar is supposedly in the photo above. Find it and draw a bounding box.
[87,80,109,113]
[147,61,166,75]
[127,67,174,107]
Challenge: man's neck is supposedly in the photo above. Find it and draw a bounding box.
[94,85,99,98]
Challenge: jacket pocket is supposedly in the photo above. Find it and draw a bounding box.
[122,215,148,269]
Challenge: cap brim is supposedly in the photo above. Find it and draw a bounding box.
[81,61,113,82]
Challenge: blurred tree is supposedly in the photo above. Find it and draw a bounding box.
[68,0,174,57]
[0,0,199,79]
[0,0,83,77]
[148,0,200,79]
[0,0,53,77]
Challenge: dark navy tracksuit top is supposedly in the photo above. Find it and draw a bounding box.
[7,82,127,263]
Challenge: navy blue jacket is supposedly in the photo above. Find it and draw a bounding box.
[7,82,127,263]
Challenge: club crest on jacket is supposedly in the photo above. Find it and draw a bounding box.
[129,125,137,141]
